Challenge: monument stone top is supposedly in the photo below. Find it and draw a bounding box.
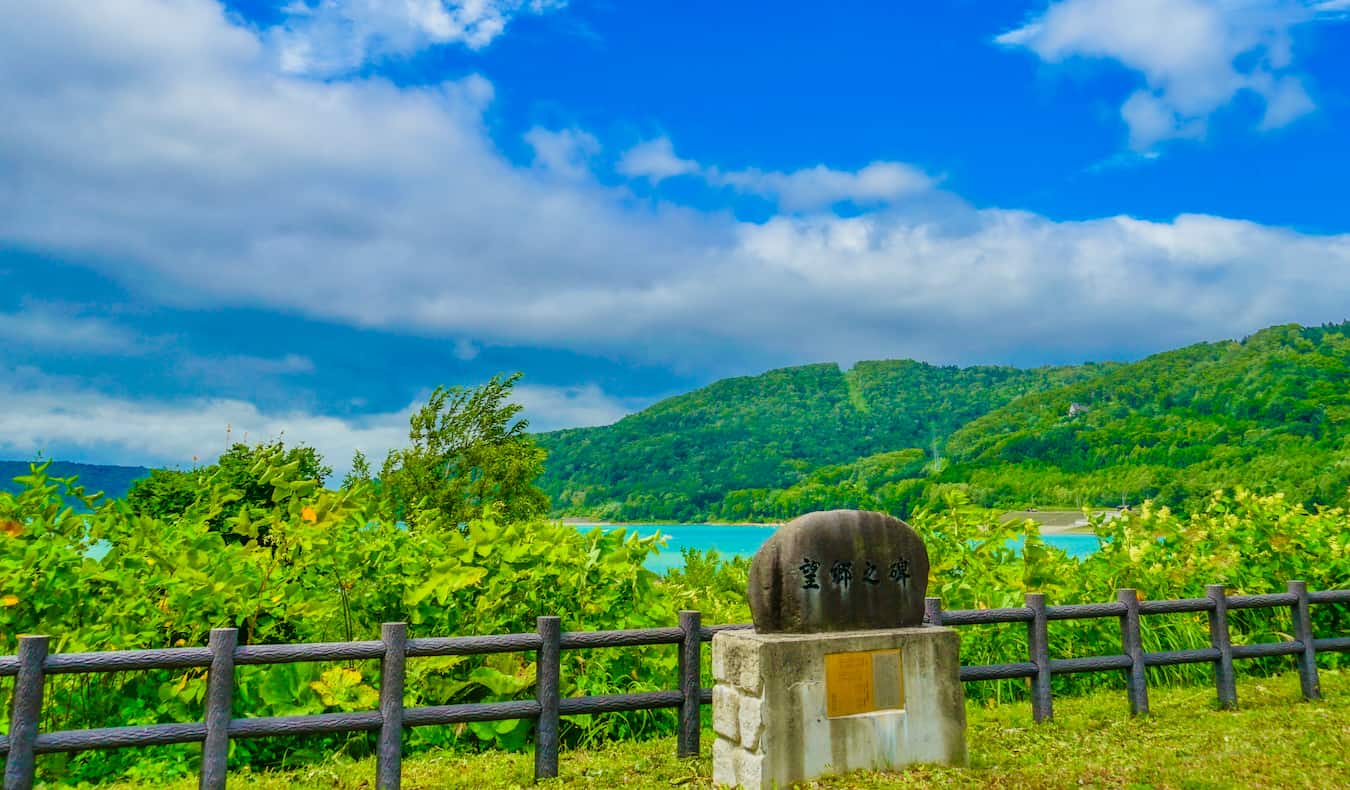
[747,509,929,633]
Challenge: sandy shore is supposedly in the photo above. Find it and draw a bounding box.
[560,516,1098,534]
[1035,523,1098,535]
[559,518,782,528]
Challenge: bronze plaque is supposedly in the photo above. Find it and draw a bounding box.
[824,649,905,718]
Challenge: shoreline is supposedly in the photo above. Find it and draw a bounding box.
[559,518,1096,536]
[1036,523,1098,536]
[559,518,783,528]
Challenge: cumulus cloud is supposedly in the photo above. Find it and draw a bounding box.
[513,383,634,431]
[1,0,1348,387]
[724,209,1350,363]
[524,127,601,180]
[618,137,933,210]
[0,377,409,480]
[273,0,568,76]
[616,137,701,181]
[0,0,712,351]
[711,161,934,211]
[997,0,1335,150]
[0,373,635,480]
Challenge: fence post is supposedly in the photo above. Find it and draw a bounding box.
[4,634,49,790]
[377,622,407,790]
[677,610,702,758]
[199,628,238,790]
[924,596,943,626]
[1206,584,1237,709]
[1117,589,1149,716]
[1025,593,1052,723]
[1287,580,1321,701]
[534,616,562,782]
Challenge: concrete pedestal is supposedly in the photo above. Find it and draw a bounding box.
[711,626,966,789]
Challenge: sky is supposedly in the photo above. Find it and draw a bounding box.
[2,0,1349,479]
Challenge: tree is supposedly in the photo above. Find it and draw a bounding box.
[126,440,332,529]
[124,468,199,520]
[213,440,331,512]
[341,450,372,491]
[379,373,549,528]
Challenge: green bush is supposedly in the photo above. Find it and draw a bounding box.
[2,457,1347,783]
[0,460,677,783]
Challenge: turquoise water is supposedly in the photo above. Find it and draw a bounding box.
[575,523,1101,573]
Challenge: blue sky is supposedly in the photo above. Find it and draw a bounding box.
[2,0,1349,477]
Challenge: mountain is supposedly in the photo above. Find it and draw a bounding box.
[930,322,1350,511]
[535,322,1350,521]
[0,460,152,502]
[535,359,1105,521]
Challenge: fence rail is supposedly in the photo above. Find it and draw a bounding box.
[3,582,1348,789]
[926,580,1350,721]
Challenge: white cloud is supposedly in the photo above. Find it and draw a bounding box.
[0,0,708,354]
[711,161,934,211]
[453,338,482,360]
[513,383,636,431]
[616,137,700,181]
[717,209,1350,364]
[619,137,933,210]
[1251,71,1316,129]
[1,0,1348,388]
[524,127,601,180]
[0,372,635,479]
[178,352,317,379]
[0,305,152,355]
[0,378,409,480]
[997,0,1335,150]
[273,0,568,76]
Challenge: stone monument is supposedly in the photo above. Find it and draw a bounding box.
[712,510,966,789]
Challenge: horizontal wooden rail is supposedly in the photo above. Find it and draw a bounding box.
[926,579,1350,723]
[1137,597,1213,615]
[1045,602,1128,619]
[3,584,1347,789]
[1227,592,1298,609]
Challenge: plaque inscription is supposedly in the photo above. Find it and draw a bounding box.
[824,649,905,718]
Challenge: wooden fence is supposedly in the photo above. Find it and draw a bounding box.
[925,580,1350,722]
[3,581,1348,789]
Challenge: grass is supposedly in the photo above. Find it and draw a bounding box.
[88,670,1350,789]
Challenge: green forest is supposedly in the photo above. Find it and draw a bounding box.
[537,322,1350,522]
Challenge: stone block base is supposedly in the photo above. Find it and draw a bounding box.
[711,626,965,789]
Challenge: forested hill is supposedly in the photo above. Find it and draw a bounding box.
[536,322,1350,521]
[928,322,1350,511]
[0,460,151,501]
[534,359,1105,521]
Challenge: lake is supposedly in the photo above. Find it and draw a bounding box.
[573,523,1101,573]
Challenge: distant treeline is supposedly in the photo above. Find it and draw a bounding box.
[0,460,150,502]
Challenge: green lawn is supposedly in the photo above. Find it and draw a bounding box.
[94,670,1350,789]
